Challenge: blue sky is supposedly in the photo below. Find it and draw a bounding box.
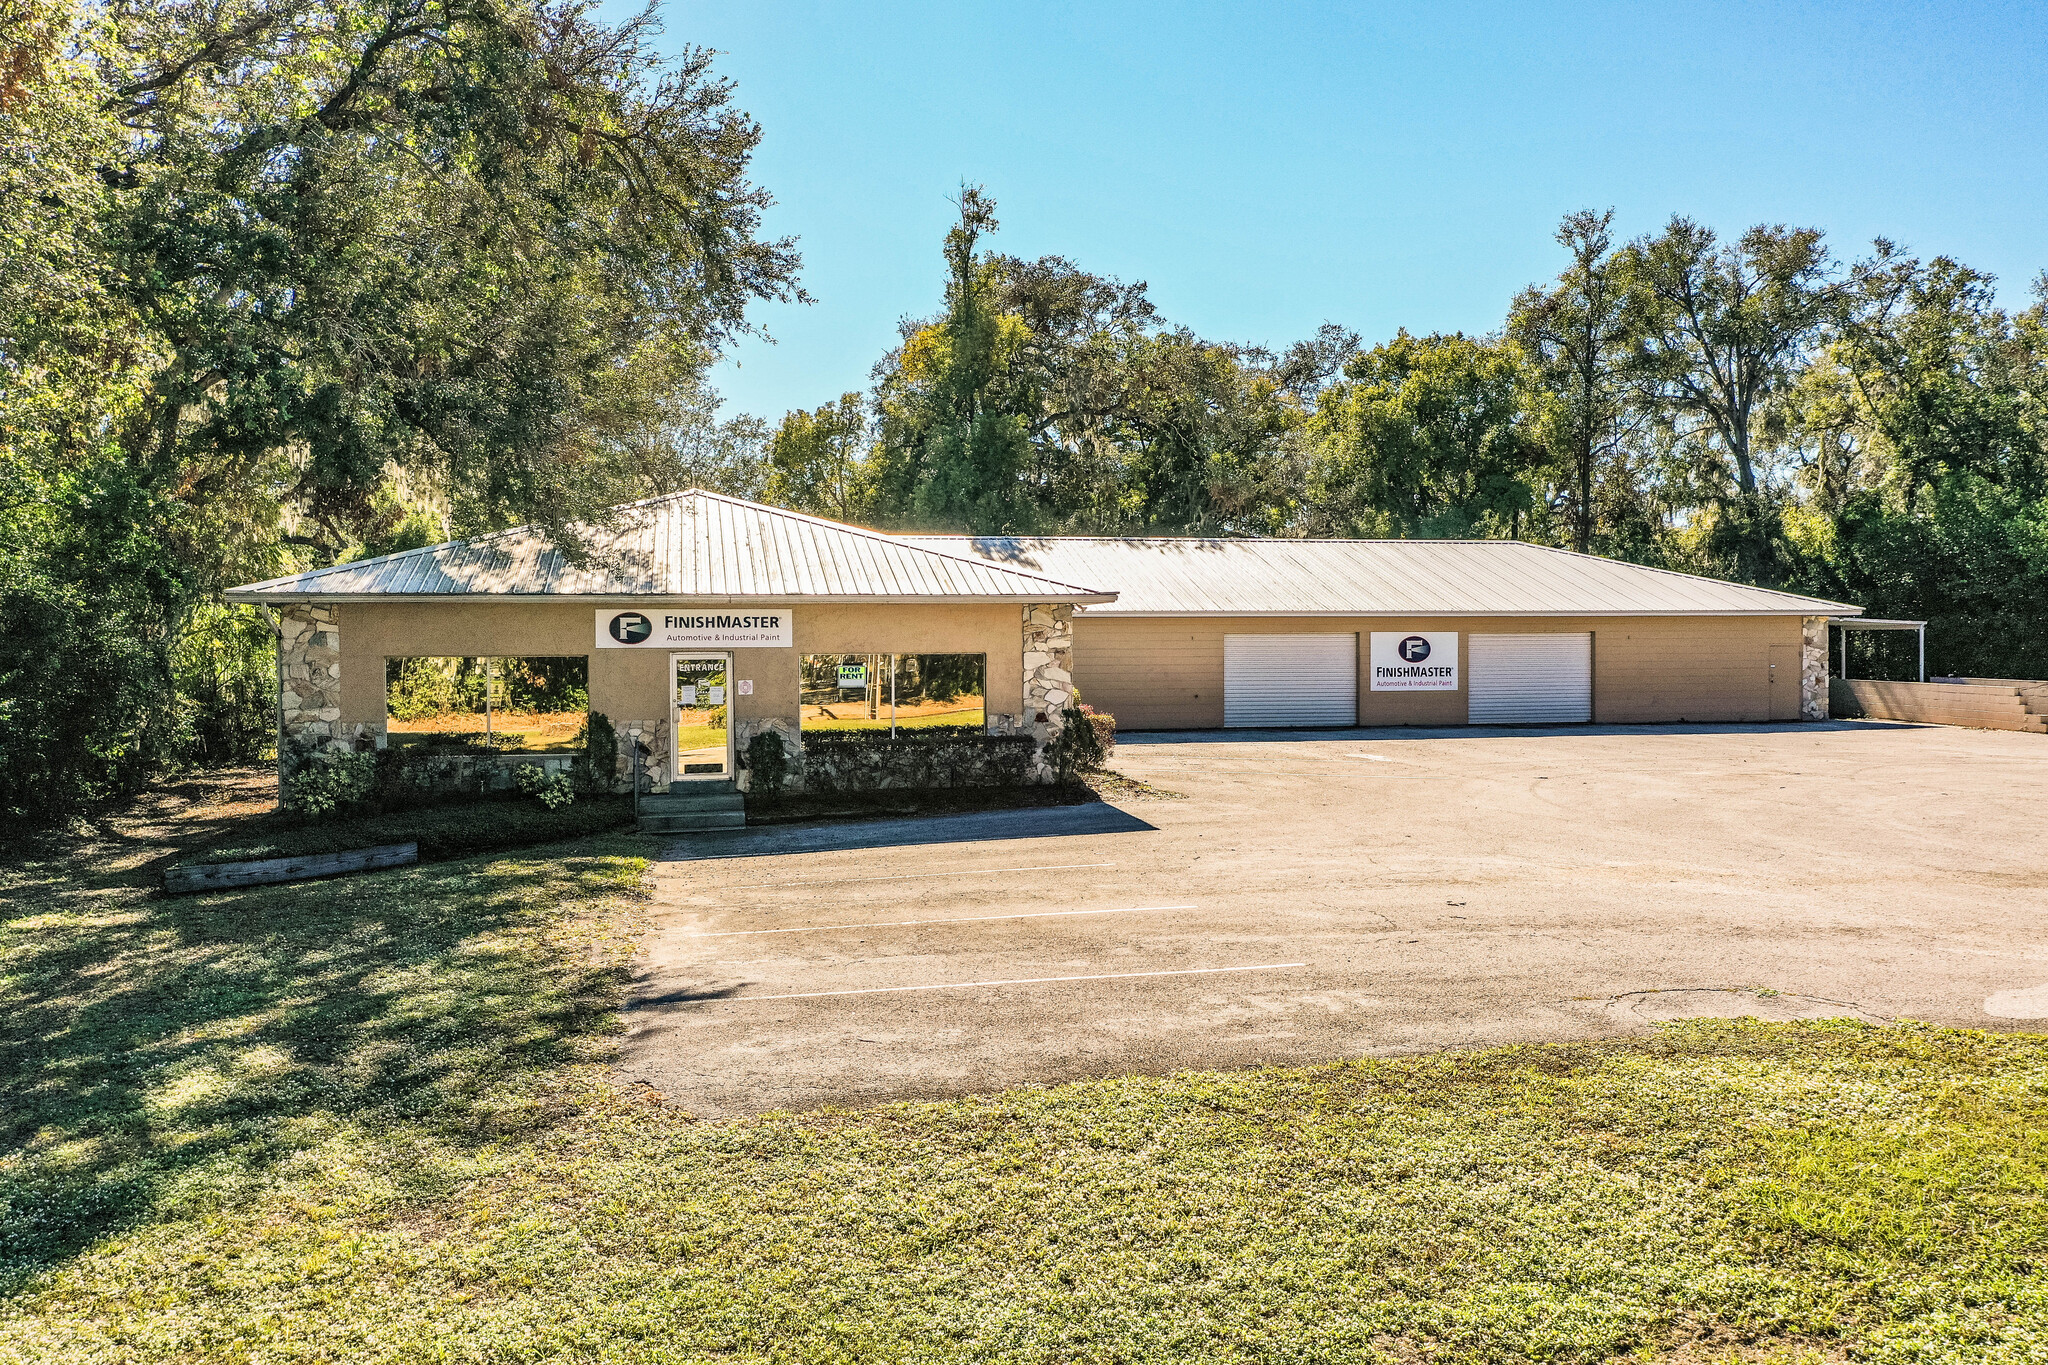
[643,0,2048,425]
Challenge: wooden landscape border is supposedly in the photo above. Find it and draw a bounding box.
[164,842,419,895]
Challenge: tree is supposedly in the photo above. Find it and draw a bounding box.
[868,187,1034,532]
[1781,250,2048,678]
[1621,217,1835,582]
[766,393,869,521]
[1303,331,1545,539]
[1509,210,1637,554]
[0,0,799,818]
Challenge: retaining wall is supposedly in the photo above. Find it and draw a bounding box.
[1833,678,2048,733]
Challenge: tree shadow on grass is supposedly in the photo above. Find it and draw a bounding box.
[0,824,642,1290]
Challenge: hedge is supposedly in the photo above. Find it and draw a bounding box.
[180,796,636,867]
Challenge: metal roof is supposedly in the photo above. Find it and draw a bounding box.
[225,491,1116,605]
[902,536,1863,617]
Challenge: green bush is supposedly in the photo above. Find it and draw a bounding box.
[575,711,619,792]
[514,764,575,809]
[1046,707,1106,777]
[1080,703,1116,759]
[283,750,378,818]
[744,729,790,796]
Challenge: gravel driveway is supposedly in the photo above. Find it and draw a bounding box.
[618,720,2048,1117]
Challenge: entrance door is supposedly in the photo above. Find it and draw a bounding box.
[672,654,732,781]
[1767,644,1801,720]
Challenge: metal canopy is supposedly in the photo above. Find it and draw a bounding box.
[1830,617,1927,682]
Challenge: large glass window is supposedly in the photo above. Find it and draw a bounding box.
[800,653,986,734]
[384,656,589,751]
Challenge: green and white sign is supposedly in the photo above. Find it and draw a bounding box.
[836,663,868,690]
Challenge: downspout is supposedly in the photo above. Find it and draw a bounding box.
[254,603,286,808]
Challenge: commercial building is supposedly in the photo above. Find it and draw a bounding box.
[910,535,1857,729]
[226,492,1113,789]
[225,492,1860,792]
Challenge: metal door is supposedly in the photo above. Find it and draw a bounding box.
[1223,634,1358,727]
[1767,644,1801,720]
[1468,634,1593,724]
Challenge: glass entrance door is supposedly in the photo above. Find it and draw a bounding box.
[672,654,732,781]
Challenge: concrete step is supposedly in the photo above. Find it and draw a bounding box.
[641,789,744,814]
[638,810,748,834]
[670,778,736,795]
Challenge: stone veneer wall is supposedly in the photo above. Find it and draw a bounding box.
[798,734,1039,794]
[1801,615,1829,721]
[276,603,380,771]
[1021,603,1075,739]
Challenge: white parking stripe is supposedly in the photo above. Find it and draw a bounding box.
[685,903,1196,939]
[730,962,1307,1002]
[725,861,1115,889]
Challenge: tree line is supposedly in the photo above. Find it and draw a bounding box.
[754,191,2047,687]
[4,1,2043,823]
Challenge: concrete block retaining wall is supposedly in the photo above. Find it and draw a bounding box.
[1834,678,2048,733]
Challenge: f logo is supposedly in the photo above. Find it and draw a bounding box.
[1398,635,1432,663]
[609,612,652,644]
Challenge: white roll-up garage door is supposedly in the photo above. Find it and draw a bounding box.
[1468,633,1593,724]
[1224,634,1358,727]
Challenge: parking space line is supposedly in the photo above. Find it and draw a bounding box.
[686,903,1196,939]
[730,962,1307,1002]
[726,861,1114,889]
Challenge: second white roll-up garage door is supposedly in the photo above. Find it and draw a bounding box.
[1468,633,1593,724]
[1224,634,1358,727]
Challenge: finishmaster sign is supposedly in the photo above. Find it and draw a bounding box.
[595,608,793,648]
[1369,631,1459,691]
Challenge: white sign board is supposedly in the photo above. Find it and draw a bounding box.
[595,609,793,649]
[1369,631,1459,691]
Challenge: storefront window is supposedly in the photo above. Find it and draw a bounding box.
[799,654,985,734]
[384,656,589,751]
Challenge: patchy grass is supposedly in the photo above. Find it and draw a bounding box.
[802,706,987,732]
[2,779,2045,1363]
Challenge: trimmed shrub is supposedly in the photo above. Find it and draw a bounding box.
[514,764,575,809]
[1080,703,1116,760]
[575,711,619,792]
[744,729,790,796]
[283,750,378,818]
[801,731,1038,792]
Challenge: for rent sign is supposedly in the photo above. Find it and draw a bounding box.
[1369,631,1459,690]
[595,609,793,648]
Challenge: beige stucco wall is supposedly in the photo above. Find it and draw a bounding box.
[1071,613,1813,729]
[331,600,1030,740]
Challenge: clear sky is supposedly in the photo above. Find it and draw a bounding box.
[642,0,2048,425]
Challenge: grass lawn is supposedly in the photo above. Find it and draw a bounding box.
[3,780,2045,1362]
[801,707,986,732]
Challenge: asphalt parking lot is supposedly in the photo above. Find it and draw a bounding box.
[618,720,2048,1118]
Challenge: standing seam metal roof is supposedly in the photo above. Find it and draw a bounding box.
[223,491,1116,603]
[901,536,1862,617]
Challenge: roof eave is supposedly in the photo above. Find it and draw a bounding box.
[1083,606,1861,618]
[223,589,1119,607]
